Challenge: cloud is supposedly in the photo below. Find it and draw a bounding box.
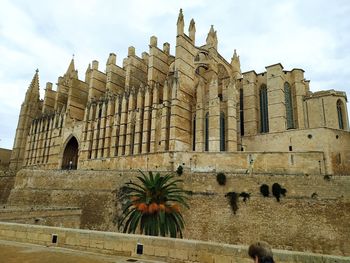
[0,0,349,149]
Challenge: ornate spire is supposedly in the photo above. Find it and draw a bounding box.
[66,57,75,74]
[65,57,78,79]
[206,25,218,49]
[177,8,184,35]
[26,69,40,100]
[189,18,196,43]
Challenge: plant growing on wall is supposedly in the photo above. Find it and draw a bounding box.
[118,170,189,238]
[216,172,226,185]
[239,192,250,202]
[324,175,331,181]
[272,183,287,202]
[260,184,270,197]
[311,192,318,199]
[176,165,183,176]
[225,192,239,214]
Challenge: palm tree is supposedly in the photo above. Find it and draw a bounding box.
[118,170,189,238]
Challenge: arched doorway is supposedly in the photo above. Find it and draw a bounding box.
[61,136,79,170]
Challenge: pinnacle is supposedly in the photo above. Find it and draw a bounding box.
[210,25,215,33]
[66,57,75,74]
[177,8,184,24]
[189,18,195,29]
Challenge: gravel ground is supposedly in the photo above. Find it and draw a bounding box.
[0,239,166,263]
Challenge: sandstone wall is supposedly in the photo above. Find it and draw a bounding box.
[0,148,11,169]
[242,127,350,175]
[0,170,15,204]
[5,169,350,256]
[77,151,325,176]
[0,207,81,228]
[0,222,349,263]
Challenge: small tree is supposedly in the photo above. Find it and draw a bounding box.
[118,170,189,238]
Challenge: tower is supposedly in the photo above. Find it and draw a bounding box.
[9,70,42,170]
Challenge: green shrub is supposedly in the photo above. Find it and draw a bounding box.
[239,192,250,202]
[260,184,269,197]
[216,172,226,185]
[176,165,183,176]
[272,183,287,202]
[324,175,331,181]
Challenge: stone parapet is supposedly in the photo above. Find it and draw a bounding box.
[0,222,349,263]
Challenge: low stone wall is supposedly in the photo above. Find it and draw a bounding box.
[0,222,349,263]
[0,207,81,228]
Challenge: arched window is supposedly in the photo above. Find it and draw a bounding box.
[220,112,225,151]
[240,89,244,136]
[260,85,269,133]
[337,99,345,130]
[192,115,196,151]
[284,82,294,129]
[205,112,209,151]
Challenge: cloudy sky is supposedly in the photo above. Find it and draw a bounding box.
[0,0,349,149]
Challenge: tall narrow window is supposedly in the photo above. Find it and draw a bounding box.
[192,115,196,151]
[260,85,269,133]
[284,82,294,129]
[240,88,244,136]
[220,112,225,151]
[205,112,209,151]
[337,99,345,130]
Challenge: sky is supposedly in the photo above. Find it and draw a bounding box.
[0,0,349,149]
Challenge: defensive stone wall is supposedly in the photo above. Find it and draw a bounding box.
[77,151,325,176]
[0,222,349,263]
[5,169,350,256]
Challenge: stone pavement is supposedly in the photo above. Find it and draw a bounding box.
[0,239,166,263]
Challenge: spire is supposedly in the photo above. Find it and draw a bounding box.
[189,18,196,44]
[177,8,184,35]
[206,25,218,49]
[26,69,40,100]
[65,55,78,79]
[66,56,75,74]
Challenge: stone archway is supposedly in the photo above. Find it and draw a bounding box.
[61,136,79,170]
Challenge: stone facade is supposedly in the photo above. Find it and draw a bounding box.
[0,148,12,170]
[8,9,349,175]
